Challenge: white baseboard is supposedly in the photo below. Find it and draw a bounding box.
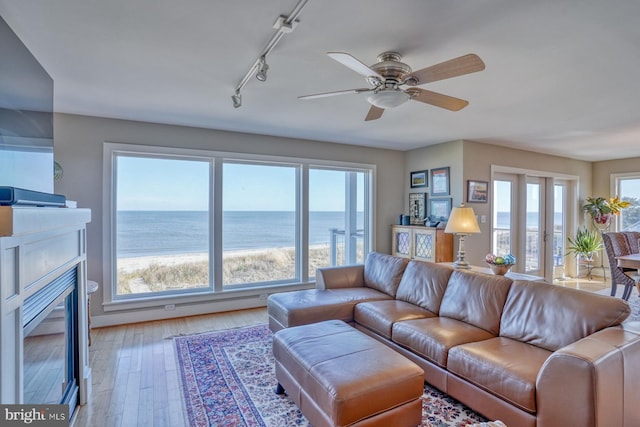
[91,295,267,328]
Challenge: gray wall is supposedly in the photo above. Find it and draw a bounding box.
[53,113,404,324]
[592,156,640,198]
[404,139,593,268]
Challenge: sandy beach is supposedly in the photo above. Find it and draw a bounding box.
[116,247,333,272]
[115,244,347,294]
[117,252,209,274]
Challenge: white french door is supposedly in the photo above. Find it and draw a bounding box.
[492,171,572,281]
[492,174,516,258]
[525,177,545,276]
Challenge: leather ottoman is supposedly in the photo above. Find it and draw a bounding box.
[273,319,424,427]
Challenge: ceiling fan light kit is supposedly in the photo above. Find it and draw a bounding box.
[299,50,485,121]
[367,89,410,109]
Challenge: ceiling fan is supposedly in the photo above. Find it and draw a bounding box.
[298,51,485,121]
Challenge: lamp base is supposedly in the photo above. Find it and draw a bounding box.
[453,234,471,269]
[452,259,472,269]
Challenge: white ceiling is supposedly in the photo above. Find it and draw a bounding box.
[1,0,640,161]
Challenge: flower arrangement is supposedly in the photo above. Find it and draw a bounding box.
[582,196,631,225]
[485,253,516,275]
[484,253,516,266]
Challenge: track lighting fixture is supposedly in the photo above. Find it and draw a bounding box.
[231,91,242,108]
[231,0,308,108]
[256,56,269,82]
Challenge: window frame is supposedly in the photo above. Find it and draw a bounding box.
[221,159,301,289]
[307,166,372,278]
[612,172,640,231]
[102,142,375,311]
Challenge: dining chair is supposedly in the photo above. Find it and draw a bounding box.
[602,232,637,300]
[622,231,640,253]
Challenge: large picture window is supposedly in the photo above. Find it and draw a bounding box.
[222,162,297,287]
[308,168,368,278]
[104,143,374,305]
[114,154,211,298]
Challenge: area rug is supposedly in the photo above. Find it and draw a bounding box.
[596,287,640,321]
[174,324,488,427]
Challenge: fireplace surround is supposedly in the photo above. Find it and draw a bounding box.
[0,206,91,418]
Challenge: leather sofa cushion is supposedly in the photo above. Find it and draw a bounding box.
[267,288,391,330]
[500,280,631,351]
[395,260,453,313]
[448,337,552,413]
[316,264,364,290]
[439,270,513,335]
[392,317,494,367]
[355,300,436,339]
[364,252,409,297]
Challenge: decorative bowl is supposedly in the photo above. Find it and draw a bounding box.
[488,264,512,275]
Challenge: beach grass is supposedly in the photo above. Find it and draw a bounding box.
[116,245,359,294]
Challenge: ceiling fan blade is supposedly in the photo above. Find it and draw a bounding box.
[409,54,485,85]
[298,88,372,100]
[409,88,469,111]
[327,52,383,79]
[364,105,384,121]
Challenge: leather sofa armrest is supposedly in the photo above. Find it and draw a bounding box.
[315,265,365,290]
[536,326,640,427]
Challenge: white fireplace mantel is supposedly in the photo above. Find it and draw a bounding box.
[0,206,91,410]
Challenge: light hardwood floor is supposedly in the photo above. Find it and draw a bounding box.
[553,273,609,293]
[72,274,611,427]
[72,307,268,427]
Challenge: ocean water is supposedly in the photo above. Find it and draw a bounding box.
[497,212,563,229]
[116,211,558,258]
[116,211,362,257]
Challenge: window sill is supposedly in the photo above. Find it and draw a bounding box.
[101,282,313,312]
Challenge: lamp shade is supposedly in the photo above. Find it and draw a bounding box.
[445,205,481,234]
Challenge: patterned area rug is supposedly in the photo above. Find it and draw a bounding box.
[174,324,487,427]
[627,295,640,321]
[596,287,640,321]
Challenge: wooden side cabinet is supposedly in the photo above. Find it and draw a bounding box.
[391,225,453,263]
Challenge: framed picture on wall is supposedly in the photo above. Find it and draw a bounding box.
[467,180,489,203]
[410,170,428,188]
[429,197,452,220]
[409,192,426,225]
[430,167,450,196]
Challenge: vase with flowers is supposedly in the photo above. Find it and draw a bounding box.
[485,253,516,275]
[582,196,630,229]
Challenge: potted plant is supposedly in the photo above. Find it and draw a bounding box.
[582,196,631,225]
[566,227,603,261]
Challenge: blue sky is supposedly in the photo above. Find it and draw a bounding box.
[118,156,640,212]
[116,156,359,211]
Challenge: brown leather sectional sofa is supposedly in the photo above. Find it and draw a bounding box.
[267,252,640,427]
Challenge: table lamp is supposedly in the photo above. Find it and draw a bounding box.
[445,204,481,269]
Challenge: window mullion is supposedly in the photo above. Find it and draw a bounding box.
[213,157,223,292]
[300,165,309,282]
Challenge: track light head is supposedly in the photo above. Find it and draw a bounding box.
[256,56,269,82]
[232,91,242,108]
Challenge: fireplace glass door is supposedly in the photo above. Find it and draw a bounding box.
[23,268,79,411]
